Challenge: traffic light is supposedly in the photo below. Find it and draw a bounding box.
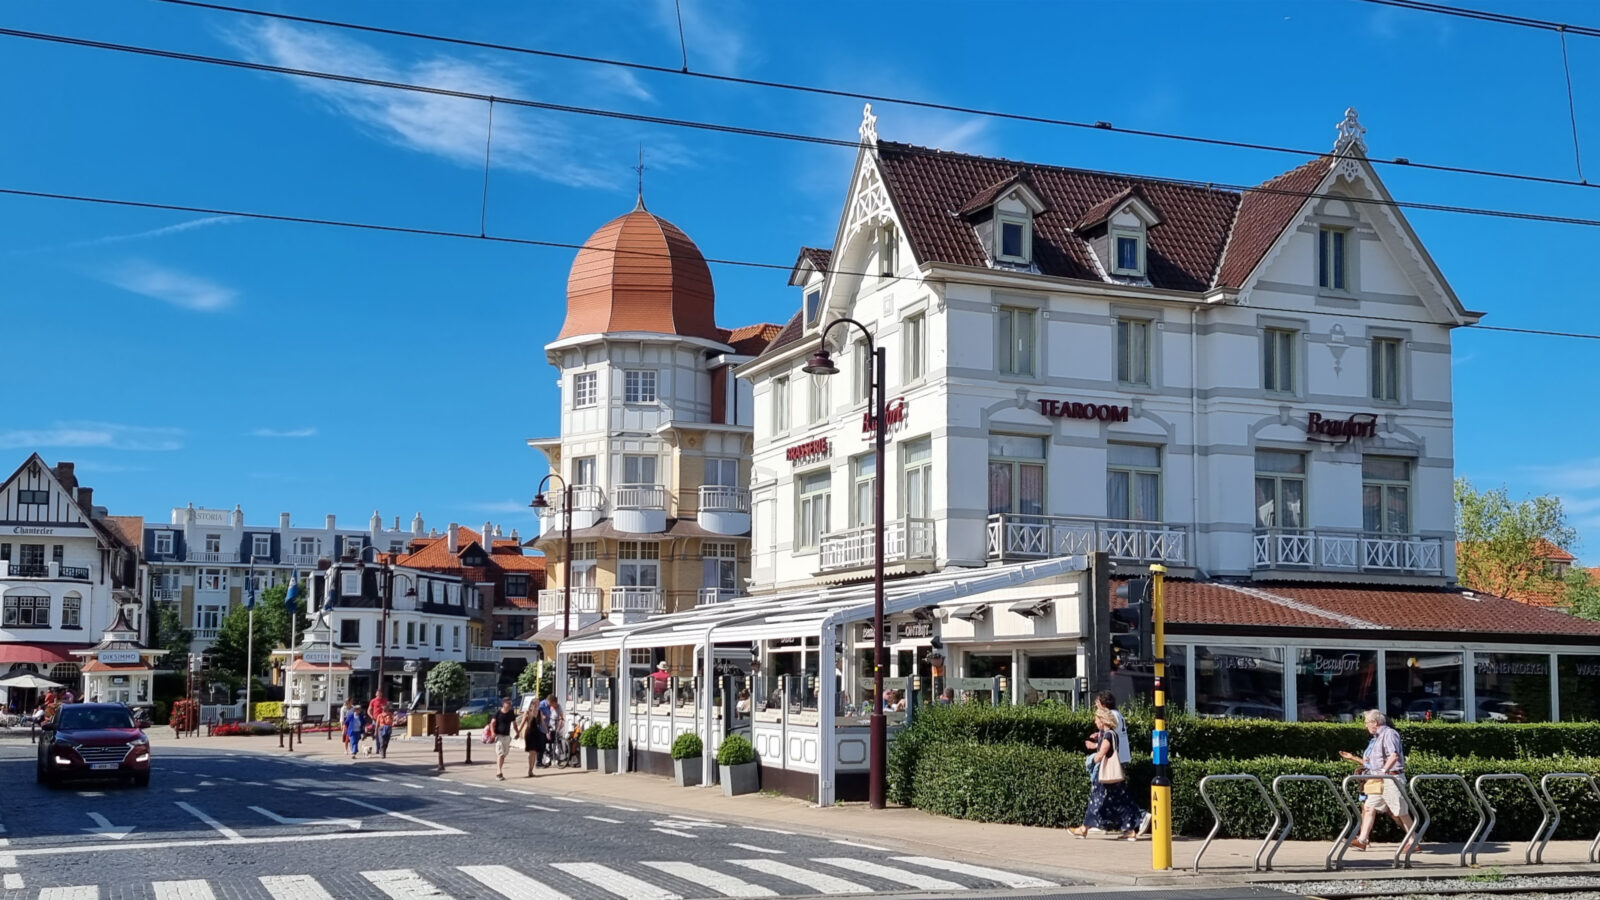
[1111,577,1153,670]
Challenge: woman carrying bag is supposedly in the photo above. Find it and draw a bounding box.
[1070,709,1142,840]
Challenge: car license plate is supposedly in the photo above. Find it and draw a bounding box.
[90,763,118,771]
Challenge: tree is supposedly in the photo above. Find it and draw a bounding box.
[208,589,295,680]
[1565,568,1600,621]
[515,660,553,700]
[426,660,469,710]
[153,603,192,670]
[1455,478,1579,602]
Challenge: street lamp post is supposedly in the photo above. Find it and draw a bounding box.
[804,318,888,809]
[530,475,574,639]
[356,548,415,705]
[244,555,261,721]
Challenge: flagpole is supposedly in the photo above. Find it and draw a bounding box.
[244,555,258,722]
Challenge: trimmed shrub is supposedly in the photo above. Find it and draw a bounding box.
[671,732,703,760]
[579,724,600,748]
[459,713,489,730]
[595,724,619,751]
[716,734,755,766]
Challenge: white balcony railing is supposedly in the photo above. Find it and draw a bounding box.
[536,484,607,516]
[986,514,1190,566]
[283,553,321,567]
[609,586,664,615]
[537,587,601,617]
[153,588,180,602]
[192,628,219,641]
[698,588,739,605]
[613,484,669,511]
[467,646,502,663]
[187,551,239,563]
[1253,528,1444,576]
[818,518,936,573]
[698,485,749,513]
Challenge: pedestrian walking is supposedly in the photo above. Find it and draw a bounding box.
[374,706,393,759]
[1070,709,1141,841]
[1340,709,1416,852]
[517,699,542,777]
[535,694,560,767]
[491,697,517,780]
[341,698,363,759]
[1094,691,1152,836]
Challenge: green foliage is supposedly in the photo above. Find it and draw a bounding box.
[209,592,294,680]
[579,724,600,748]
[911,742,1091,827]
[1565,567,1600,621]
[152,700,169,725]
[594,723,619,750]
[153,604,191,670]
[459,713,489,730]
[1455,478,1576,600]
[515,661,557,700]
[671,732,703,760]
[252,701,283,720]
[716,733,755,766]
[425,661,469,708]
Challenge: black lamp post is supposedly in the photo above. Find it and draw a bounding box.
[356,548,417,702]
[531,474,574,639]
[803,317,888,810]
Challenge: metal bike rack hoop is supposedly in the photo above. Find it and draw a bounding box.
[1534,772,1600,865]
[1407,773,1483,869]
[1332,774,1418,871]
[1265,774,1348,872]
[1468,773,1550,866]
[1193,774,1283,873]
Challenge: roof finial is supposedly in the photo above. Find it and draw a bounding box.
[859,103,879,148]
[1334,107,1367,156]
[633,144,647,210]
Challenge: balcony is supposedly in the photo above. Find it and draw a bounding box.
[818,518,937,574]
[698,588,740,605]
[613,484,669,534]
[59,565,89,579]
[986,514,1190,567]
[537,587,602,617]
[1253,528,1444,576]
[284,553,321,567]
[609,586,664,620]
[4,563,50,578]
[1,562,93,580]
[154,588,180,602]
[697,485,750,536]
[188,551,239,563]
[192,628,219,642]
[538,484,607,532]
[467,646,502,663]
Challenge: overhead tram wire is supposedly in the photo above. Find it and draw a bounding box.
[6,26,1600,232]
[1,183,1595,342]
[1353,0,1600,37]
[147,0,1600,195]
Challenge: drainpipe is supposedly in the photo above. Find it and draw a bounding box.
[1190,306,1201,575]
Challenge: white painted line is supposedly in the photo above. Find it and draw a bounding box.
[741,825,793,835]
[728,859,869,894]
[75,791,104,798]
[460,864,572,899]
[198,781,215,787]
[606,804,639,812]
[651,828,696,839]
[173,788,197,794]
[338,795,464,834]
[829,839,890,851]
[583,815,622,824]
[551,795,586,803]
[153,880,218,900]
[362,868,456,899]
[176,802,243,841]
[260,874,336,900]
[551,862,679,900]
[0,853,19,868]
[7,827,454,858]
[668,814,715,823]
[251,807,362,830]
[38,887,98,900]
[727,842,782,855]
[478,796,509,804]
[438,789,464,796]
[642,861,776,898]
[813,857,964,891]
[245,781,267,786]
[507,789,533,796]
[893,856,1055,889]
[527,804,559,813]
[366,775,391,782]
[0,837,9,846]
[2,872,22,890]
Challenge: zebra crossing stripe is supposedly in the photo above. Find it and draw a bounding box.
[893,856,1056,888]
[37,887,98,900]
[363,869,456,899]
[551,862,681,900]
[813,857,965,891]
[727,859,871,895]
[152,881,217,900]
[641,861,777,898]
[460,865,573,899]
[260,874,336,900]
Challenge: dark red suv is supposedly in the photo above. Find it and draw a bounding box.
[36,703,151,787]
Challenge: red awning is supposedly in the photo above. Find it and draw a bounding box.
[0,643,85,665]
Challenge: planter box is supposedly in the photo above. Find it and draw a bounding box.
[406,712,433,738]
[581,746,599,770]
[434,712,460,736]
[600,748,619,774]
[673,757,703,787]
[720,761,758,796]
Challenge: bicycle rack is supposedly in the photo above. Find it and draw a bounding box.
[1466,773,1550,866]
[1193,774,1281,873]
[1264,775,1349,872]
[1407,773,1484,869]
[1330,774,1418,871]
[1533,773,1600,864]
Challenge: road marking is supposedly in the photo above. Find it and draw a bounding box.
[3,827,454,857]
[728,859,869,894]
[527,804,559,812]
[829,839,889,851]
[366,775,391,782]
[153,880,217,900]
[893,856,1056,889]
[551,862,679,900]
[75,791,104,798]
[507,789,533,796]
[176,802,243,841]
[2,873,22,890]
[83,812,136,840]
[173,788,196,794]
[606,804,639,812]
[0,837,9,846]
[651,828,696,839]
[338,795,464,834]
[245,781,267,786]
[460,865,572,899]
[0,852,19,867]
[198,781,215,787]
[438,789,464,796]
[363,868,455,899]
[741,826,793,835]
[551,795,586,803]
[260,874,335,900]
[642,861,776,897]
[814,858,964,891]
[583,815,622,824]
[38,887,98,900]
[478,796,509,804]
[727,843,781,854]
[655,818,724,831]
[669,814,715,823]
[250,807,363,830]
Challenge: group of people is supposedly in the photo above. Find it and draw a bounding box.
[489,694,564,780]
[340,695,395,759]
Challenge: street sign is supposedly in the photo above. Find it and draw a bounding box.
[97,650,141,665]
[302,649,341,665]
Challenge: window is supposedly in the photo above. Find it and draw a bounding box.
[1107,444,1161,522]
[1371,337,1401,402]
[2,594,49,627]
[17,544,43,570]
[805,288,822,325]
[998,215,1029,262]
[155,532,173,555]
[1263,328,1297,394]
[340,619,360,644]
[624,370,657,404]
[572,456,596,486]
[196,603,224,632]
[252,534,271,559]
[435,625,443,649]
[573,371,598,408]
[1110,232,1146,276]
[61,593,81,628]
[453,625,461,650]
[389,540,404,554]
[1116,318,1150,386]
[292,536,320,557]
[850,454,877,527]
[18,489,47,505]
[390,620,399,648]
[504,574,530,597]
[988,434,1046,516]
[901,437,932,520]
[406,621,417,646]
[795,470,832,551]
[705,457,738,488]
[1,543,8,561]
[51,544,63,563]
[879,222,898,276]
[203,534,221,554]
[702,542,737,592]
[340,571,362,597]
[1254,451,1306,529]
[771,376,790,433]
[622,455,658,486]
[344,537,364,558]
[1386,650,1464,722]
[1318,227,1348,291]
[197,569,227,592]
[852,340,873,404]
[617,541,660,587]
[155,570,181,591]
[995,306,1036,377]
[807,373,829,424]
[1362,456,1411,535]
[903,313,926,382]
[1194,646,1285,720]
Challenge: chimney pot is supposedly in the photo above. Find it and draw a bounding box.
[55,462,77,491]
[447,523,459,554]
[76,486,94,513]
[325,514,336,531]
[280,512,291,530]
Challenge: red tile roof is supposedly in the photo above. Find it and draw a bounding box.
[799,247,833,272]
[1214,157,1330,288]
[398,525,545,576]
[1073,185,1157,232]
[719,322,783,356]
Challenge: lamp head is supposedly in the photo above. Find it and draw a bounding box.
[530,494,550,510]
[802,347,838,376]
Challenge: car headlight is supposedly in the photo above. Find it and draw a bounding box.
[133,752,150,763]
[52,755,73,766]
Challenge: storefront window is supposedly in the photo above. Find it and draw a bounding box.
[1163,645,1188,713]
[1194,646,1283,719]
[1295,648,1378,722]
[1474,652,1551,722]
[1385,651,1464,722]
[1558,655,1600,721]
[1024,654,1076,704]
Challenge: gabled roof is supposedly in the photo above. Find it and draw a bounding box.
[718,322,784,356]
[956,171,1046,218]
[1213,156,1330,289]
[399,525,543,575]
[1073,184,1162,232]
[789,247,834,287]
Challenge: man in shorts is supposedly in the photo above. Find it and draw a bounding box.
[490,697,517,780]
[1341,709,1415,851]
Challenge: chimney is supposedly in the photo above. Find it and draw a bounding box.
[447,523,458,554]
[392,516,400,531]
[55,462,77,491]
[411,512,424,535]
[186,503,196,524]
[510,528,520,543]
[76,486,94,513]
[370,509,382,536]
[325,514,336,531]
[280,512,291,530]
[482,521,492,548]
[232,504,244,527]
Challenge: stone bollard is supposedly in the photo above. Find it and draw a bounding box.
[435,731,445,772]
[464,732,472,765]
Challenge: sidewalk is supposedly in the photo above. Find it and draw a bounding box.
[150,729,1600,889]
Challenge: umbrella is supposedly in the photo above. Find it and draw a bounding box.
[0,673,63,690]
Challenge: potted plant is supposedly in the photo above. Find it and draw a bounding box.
[716,733,758,796]
[425,661,468,736]
[578,722,601,770]
[670,732,703,787]
[596,723,620,774]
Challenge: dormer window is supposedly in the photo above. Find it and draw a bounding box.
[959,174,1046,269]
[998,214,1031,263]
[1077,187,1161,282]
[805,287,823,325]
[1112,231,1144,276]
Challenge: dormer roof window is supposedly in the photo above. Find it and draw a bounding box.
[959,173,1047,268]
[1076,186,1162,281]
[787,246,833,327]
[998,214,1030,263]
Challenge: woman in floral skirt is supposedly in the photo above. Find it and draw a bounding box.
[1070,708,1141,840]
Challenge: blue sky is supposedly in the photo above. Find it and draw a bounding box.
[3,1,1599,556]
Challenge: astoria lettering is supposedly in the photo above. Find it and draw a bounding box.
[785,437,831,465]
[1037,399,1131,423]
[1306,412,1378,443]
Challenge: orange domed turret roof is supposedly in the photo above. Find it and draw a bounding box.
[559,204,719,341]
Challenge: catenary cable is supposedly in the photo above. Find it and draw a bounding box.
[1353,0,1600,37]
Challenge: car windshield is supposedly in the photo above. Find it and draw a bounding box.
[57,707,135,731]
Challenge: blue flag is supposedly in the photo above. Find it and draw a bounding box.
[285,570,300,611]
[245,576,257,610]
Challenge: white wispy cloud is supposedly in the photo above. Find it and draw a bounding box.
[75,461,150,474]
[0,422,183,452]
[250,427,318,439]
[9,216,239,257]
[99,260,237,312]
